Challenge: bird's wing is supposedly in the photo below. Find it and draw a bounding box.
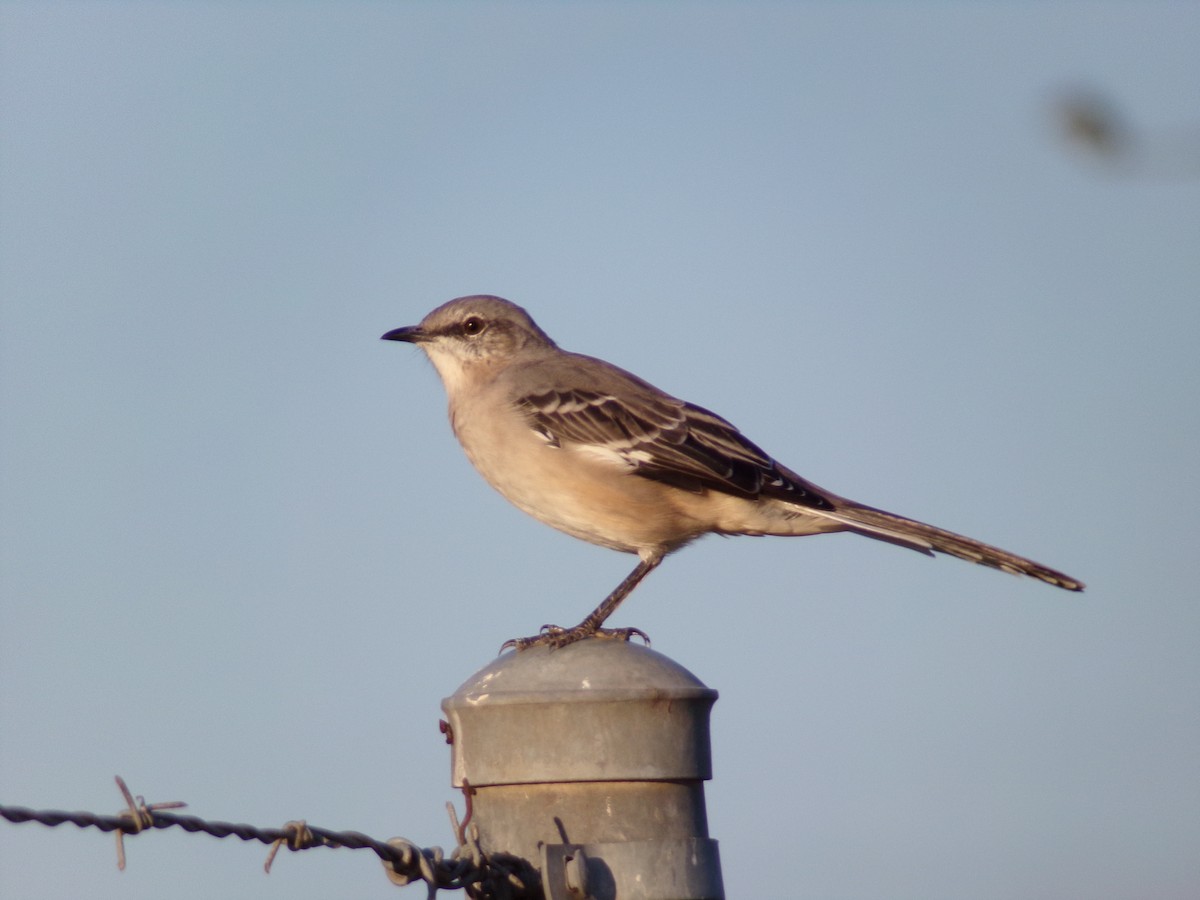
[514,384,835,511]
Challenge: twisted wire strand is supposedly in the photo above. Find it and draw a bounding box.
[1,784,538,899]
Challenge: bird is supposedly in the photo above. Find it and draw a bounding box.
[382,295,1083,649]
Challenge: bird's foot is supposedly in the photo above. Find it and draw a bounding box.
[500,623,651,653]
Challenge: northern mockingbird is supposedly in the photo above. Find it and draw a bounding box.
[383,295,1083,649]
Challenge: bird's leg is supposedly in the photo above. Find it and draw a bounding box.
[574,555,660,638]
[502,556,662,651]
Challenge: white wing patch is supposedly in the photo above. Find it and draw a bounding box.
[574,442,640,471]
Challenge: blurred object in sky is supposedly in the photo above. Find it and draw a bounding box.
[1060,87,1132,168]
[1054,86,1200,179]
[1058,88,1131,159]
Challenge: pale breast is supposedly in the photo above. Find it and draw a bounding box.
[451,392,708,555]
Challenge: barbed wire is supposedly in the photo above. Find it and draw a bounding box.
[1,776,539,899]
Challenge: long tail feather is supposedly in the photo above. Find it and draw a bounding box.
[822,502,1085,591]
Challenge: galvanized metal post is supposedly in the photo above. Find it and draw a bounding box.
[442,640,724,900]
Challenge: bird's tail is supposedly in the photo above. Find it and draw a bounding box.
[820,500,1085,591]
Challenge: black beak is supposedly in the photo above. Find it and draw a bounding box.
[381,325,425,343]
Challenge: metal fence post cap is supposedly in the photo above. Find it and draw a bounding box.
[442,640,718,786]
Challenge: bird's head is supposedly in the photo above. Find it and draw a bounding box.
[382,295,557,390]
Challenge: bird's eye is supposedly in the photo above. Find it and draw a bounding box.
[461,316,486,336]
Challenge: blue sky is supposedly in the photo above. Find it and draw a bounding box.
[2,3,1198,898]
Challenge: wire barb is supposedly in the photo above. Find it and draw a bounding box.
[263,819,315,873]
[113,775,186,870]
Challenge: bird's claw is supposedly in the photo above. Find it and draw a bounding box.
[500,624,651,653]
